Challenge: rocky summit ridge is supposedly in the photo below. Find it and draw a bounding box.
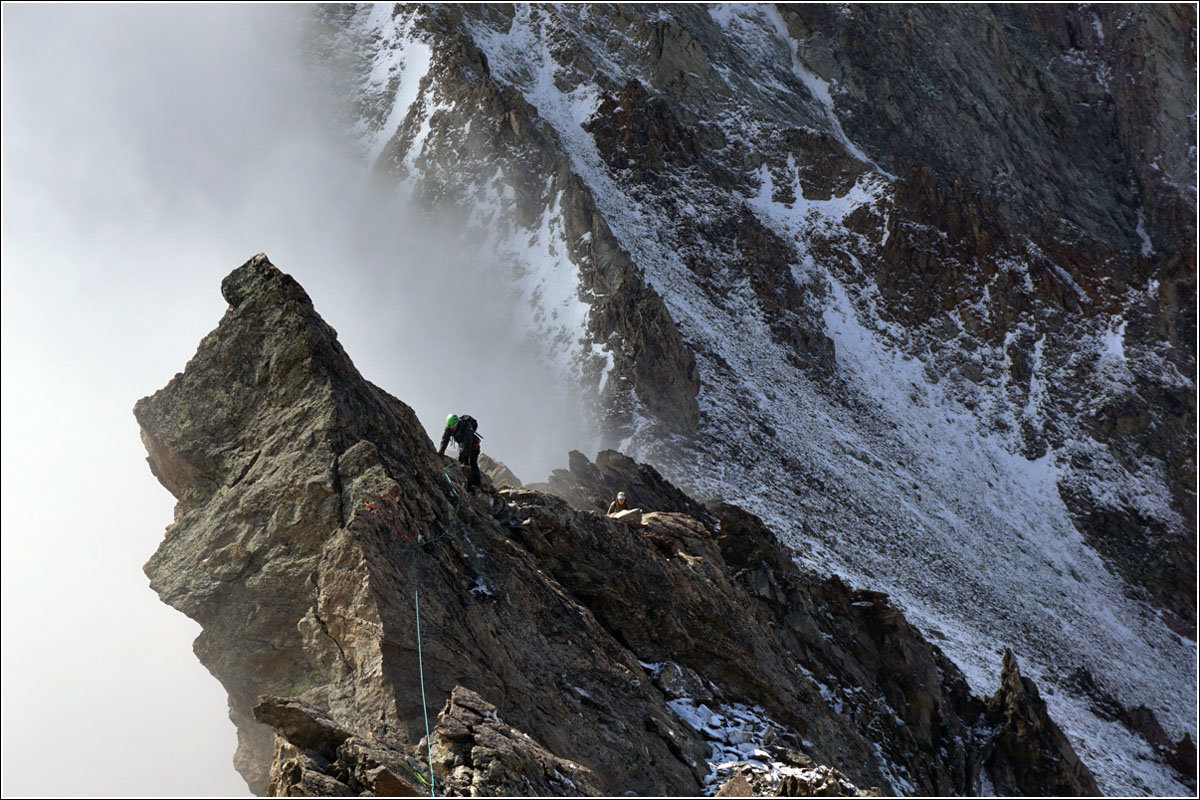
[136,255,1121,797]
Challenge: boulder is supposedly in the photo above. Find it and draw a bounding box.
[609,507,643,526]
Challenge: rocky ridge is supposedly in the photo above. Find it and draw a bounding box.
[138,255,1109,796]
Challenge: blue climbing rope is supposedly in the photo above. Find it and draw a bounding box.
[362,464,467,796]
[413,572,436,796]
[410,466,463,796]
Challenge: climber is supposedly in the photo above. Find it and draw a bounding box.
[606,491,629,515]
[439,413,482,493]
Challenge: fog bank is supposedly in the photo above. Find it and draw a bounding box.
[2,5,591,794]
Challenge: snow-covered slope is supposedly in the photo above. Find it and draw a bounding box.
[307,4,1196,795]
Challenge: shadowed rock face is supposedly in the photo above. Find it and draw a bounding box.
[137,256,1101,796]
[984,650,1100,797]
[136,254,450,788]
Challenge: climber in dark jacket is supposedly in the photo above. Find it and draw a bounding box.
[439,413,482,492]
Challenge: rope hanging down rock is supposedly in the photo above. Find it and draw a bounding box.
[414,564,435,796]
[359,466,465,796]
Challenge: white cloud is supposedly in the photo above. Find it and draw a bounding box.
[2,5,592,794]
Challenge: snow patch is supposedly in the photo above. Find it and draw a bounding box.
[1101,319,1127,363]
[353,6,432,165]
[469,576,495,598]
[665,696,791,792]
[472,176,592,380]
[1136,208,1155,257]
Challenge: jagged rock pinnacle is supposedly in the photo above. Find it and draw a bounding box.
[137,256,1101,797]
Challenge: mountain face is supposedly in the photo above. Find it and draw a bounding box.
[138,3,1195,796]
[139,254,1107,797]
[297,4,1196,794]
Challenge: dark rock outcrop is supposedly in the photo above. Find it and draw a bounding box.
[536,448,714,522]
[476,453,521,489]
[137,256,1101,796]
[983,650,1100,796]
[430,686,601,796]
[780,4,1196,250]
[255,687,603,797]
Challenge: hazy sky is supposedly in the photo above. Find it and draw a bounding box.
[2,5,592,794]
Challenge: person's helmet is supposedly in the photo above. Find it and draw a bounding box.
[446,413,459,428]
[617,491,626,501]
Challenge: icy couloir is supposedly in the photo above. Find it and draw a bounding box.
[137,255,1102,797]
